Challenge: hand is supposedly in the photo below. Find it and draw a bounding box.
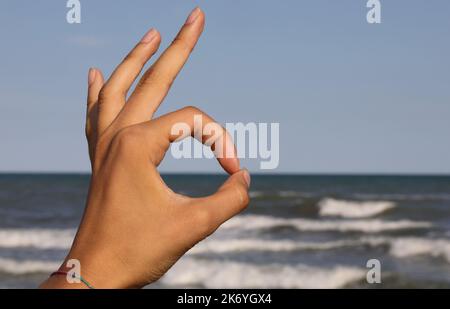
[40,7,250,289]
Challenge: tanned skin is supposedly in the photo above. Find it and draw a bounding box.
[40,7,250,289]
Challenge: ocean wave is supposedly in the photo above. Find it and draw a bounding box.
[248,190,303,199]
[0,229,75,249]
[249,191,265,198]
[0,215,433,253]
[278,191,302,197]
[318,198,396,218]
[162,257,365,288]
[0,255,365,288]
[190,236,450,264]
[387,238,450,263]
[189,238,363,254]
[353,193,450,202]
[1,236,449,279]
[0,258,58,275]
[192,236,450,263]
[221,215,431,233]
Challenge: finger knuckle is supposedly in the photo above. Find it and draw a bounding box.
[194,208,215,235]
[112,127,145,155]
[182,105,203,116]
[98,86,112,101]
[154,77,173,92]
[123,52,145,69]
[235,185,250,209]
[98,84,124,101]
[140,70,173,93]
[172,37,193,54]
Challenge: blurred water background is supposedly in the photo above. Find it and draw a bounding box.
[0,174,449,288]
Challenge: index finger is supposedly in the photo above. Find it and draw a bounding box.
[140,106,240,175]
[116,7,205,129]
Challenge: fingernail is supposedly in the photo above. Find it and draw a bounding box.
[140,28,157,44]
[185,7,201,25]
[88,68,96,86]
[242,169,251,188]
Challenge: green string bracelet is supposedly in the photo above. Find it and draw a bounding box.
[50,271,95,289]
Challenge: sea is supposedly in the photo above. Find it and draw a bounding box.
[0,174,449,288]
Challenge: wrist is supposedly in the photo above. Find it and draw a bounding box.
[63,244,140,289]
[40,250,122,289]
[39,267,90,289]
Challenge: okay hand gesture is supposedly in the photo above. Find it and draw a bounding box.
[41,7,250,289]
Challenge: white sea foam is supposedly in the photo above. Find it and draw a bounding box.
[0,214,432,254]
[189,238,363,254]
[0,258,59,275]
[191,236,450,264]
[220,215,431,233]
[249,191,265,198]
[356,237,450,263]
[248,190,306,198]
[1,235,449,279]
[387,238,450,262]
[353,193,450,201]
[318,198,396,218]
[278,191,301,197]
[0,216,429,252]
[0,255,365,288]
[0,229,75,249]
[162,257,365,288]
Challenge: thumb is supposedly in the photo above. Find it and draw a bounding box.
[195,169,251,231]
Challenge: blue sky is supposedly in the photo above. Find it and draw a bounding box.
[0,0,449,174]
